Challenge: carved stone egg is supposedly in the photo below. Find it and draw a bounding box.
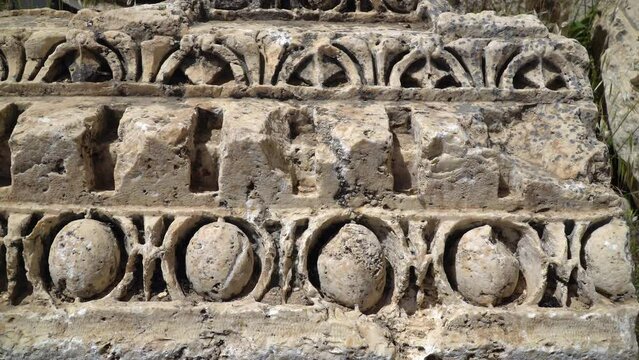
[453,225,520,306]
[317,223,386,311]
[185,222,254,301]
[584,219,634,297]
[48,219,121,299]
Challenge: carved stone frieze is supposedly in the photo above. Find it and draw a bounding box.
[0,2,636,359]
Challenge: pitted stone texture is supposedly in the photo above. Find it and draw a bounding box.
[0,10,592,98]
[218,102,294,206]
[412,107,500,206]
[8,103,98,200]
[113,104,196,205]
[48,219,121,299]
[0,5,636,360]
[314,104,393,206]
[489,103,609,183]
[584,219,635,299]
[436,11,548,40]
[185,222,254,301]
[453,225,520,306]
[596,0,639,203]
[69,2,197,41]
[317,223,386,311]
[0,98,621,212]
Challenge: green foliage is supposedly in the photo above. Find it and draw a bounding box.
[563,2,598,49]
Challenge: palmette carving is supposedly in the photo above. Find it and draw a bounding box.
[0,25,590,95]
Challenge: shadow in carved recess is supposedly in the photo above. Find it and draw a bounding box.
[0,215,7,300]
[190,107,223,193]
[512,58,568,90]
[399,55,462,89]
[44,50,113,83]
[87,106,124,192]
[0,243,6,296]
[0,213,42,305]
[169,54,235,85]
[536,219,581,308]
[287,108,318,195]
[0,103,23,187]
[387,106,414,193]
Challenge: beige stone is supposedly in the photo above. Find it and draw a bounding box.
[317,223,386,311]
[453,225,520,306]
[185,221,254,301]
[0,4,635,360]
[596,0,639,203]
[48,219,121,299]
[584,219,635,298]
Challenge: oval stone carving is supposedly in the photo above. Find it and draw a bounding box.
[185,222,254,300]
[317,223,386,311]
[48,219,121,299]
[584,219,634,297]
[453,225,520,306]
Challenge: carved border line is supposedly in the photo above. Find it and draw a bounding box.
[0,84,591,101]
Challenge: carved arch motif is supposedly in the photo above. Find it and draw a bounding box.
[388,40,472,88]
[156,35,249,86]
[29,31,143,83]
[279,40,364,87]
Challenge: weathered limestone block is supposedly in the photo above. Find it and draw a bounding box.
[8,103,98,199]
[0,4,636,360]
[412,107,500,206]
[113,104,197,205]
[218,102,294,205]
[490,104,609,183]
[596,0,639,201]
[314,104,393,205]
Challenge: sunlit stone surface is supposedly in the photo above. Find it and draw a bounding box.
[0,2,636,359]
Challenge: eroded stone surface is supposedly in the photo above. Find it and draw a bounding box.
[452,225,520,306]
[596,0,639,203]
[185,222,254,301]
[584,219,635,299]
[317,223,386,311]
[48,219,121,299]
[0,3,636,360]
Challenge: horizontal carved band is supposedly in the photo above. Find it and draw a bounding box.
[1,302,636,358]
[0,15,591,100]
[0,99,613,211]
[0,209,634,310]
